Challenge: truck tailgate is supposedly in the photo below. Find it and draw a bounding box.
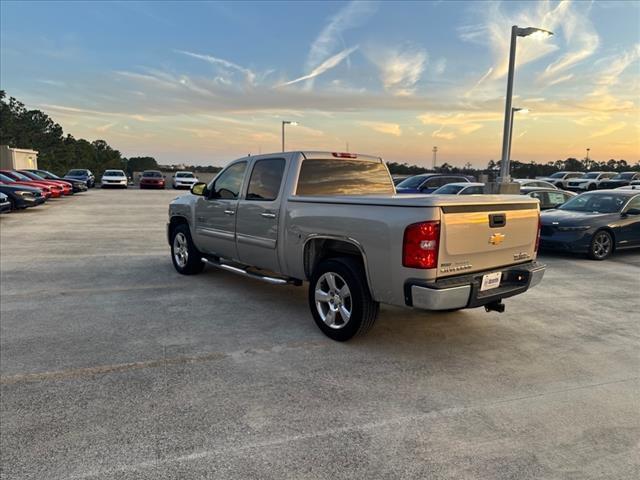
[438,202,539,277]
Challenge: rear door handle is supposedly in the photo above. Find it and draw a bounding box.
[224,210,235,216]
[260,212,276,219]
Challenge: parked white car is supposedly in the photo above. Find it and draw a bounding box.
[566,172,616,191]
[100,170,128,188]
[514,179,557,189]
[538,171,585,189]
[616,181,640,190]
[172,171,199,189]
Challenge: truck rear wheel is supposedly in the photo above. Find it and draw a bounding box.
[171,224,205,274]
[309,257,379,341]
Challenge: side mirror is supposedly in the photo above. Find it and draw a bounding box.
[624,208,640,216]
[191,182,207,196]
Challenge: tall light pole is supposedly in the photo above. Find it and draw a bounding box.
[499,25,553,183]
[432,146,438,169]
[507,107,528,164]
[586,148,590,161]
[281,121,298,152]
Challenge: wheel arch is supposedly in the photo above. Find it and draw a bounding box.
[168,215,190,243]
[594,226,617,252]
[303,235,375,297]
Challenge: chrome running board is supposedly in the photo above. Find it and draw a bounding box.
[201,257,300,285]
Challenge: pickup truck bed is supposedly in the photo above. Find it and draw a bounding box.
[168,151,545,341]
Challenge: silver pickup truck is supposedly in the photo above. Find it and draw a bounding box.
[168,151,545,341]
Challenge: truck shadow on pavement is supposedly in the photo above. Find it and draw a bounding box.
[182,262,491,349]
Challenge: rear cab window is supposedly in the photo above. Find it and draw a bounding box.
[296,158,394,196]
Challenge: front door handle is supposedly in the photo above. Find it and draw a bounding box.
[224,209,235,216]
[260,212,276,219]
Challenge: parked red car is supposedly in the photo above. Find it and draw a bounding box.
[18,170,73,195]
[0,172,51,198]
[139,170,166,189]
[0,170,64,197]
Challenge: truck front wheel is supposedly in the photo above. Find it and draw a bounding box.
[309,257,379,341]
[171,224,205,274]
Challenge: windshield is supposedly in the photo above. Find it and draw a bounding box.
[549,172,566,178]
[0,173,16,182]
[36,170,55,179]
[23,171,45,180]
[433,184,465,194]
[9,171,31,181]
[583,172,601,179]
[143,171,162,177]
[176,172,194,178]
[104,170,125,176]
[396,175,426,189]
[559,193,629,213]
[67,169,87,176]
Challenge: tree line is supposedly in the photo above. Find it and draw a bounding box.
[387,156,639,180]
[2,91,637,180]
[0,91,159,177]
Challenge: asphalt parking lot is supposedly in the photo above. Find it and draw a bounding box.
[1,188,639,480]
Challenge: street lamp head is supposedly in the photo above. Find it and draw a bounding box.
[515,26,554,38]
[282,120,299,126]
[512,107,530,113]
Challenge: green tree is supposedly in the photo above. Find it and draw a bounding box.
[126,156,158,175]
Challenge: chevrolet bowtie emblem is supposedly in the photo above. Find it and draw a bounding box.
[489,233,505,245]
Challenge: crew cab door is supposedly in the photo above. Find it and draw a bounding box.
[235,157,286,272]
[193,161,247,260]
[618,195,640,247]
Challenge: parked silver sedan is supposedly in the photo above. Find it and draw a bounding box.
[431,182,485,195]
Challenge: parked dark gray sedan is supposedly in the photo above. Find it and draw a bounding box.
[540,190,640,260]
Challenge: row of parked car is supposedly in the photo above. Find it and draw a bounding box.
[392,171,640,210]
[95,169,200,189]
[0,168,89,212]
[390,171,640,259]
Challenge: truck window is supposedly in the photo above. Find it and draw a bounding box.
[210,162,246,199]
[246,158,285,201]
[296,159,393,196]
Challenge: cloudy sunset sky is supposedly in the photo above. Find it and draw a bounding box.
[1,0,638,167]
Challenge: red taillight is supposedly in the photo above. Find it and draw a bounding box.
[403,221,440,269]
[331,152,357,158]
[534,214,541,255]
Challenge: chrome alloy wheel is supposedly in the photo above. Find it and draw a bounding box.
[592,231,611,259]
[173,232,189,268]
[314,272,352,329]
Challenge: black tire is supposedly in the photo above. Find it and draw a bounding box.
[588,230,613,260]
[170,224,205,274]
[587,183,596,191]
[308,257,379,341]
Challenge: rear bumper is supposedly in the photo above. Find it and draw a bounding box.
[405,261,545,311]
